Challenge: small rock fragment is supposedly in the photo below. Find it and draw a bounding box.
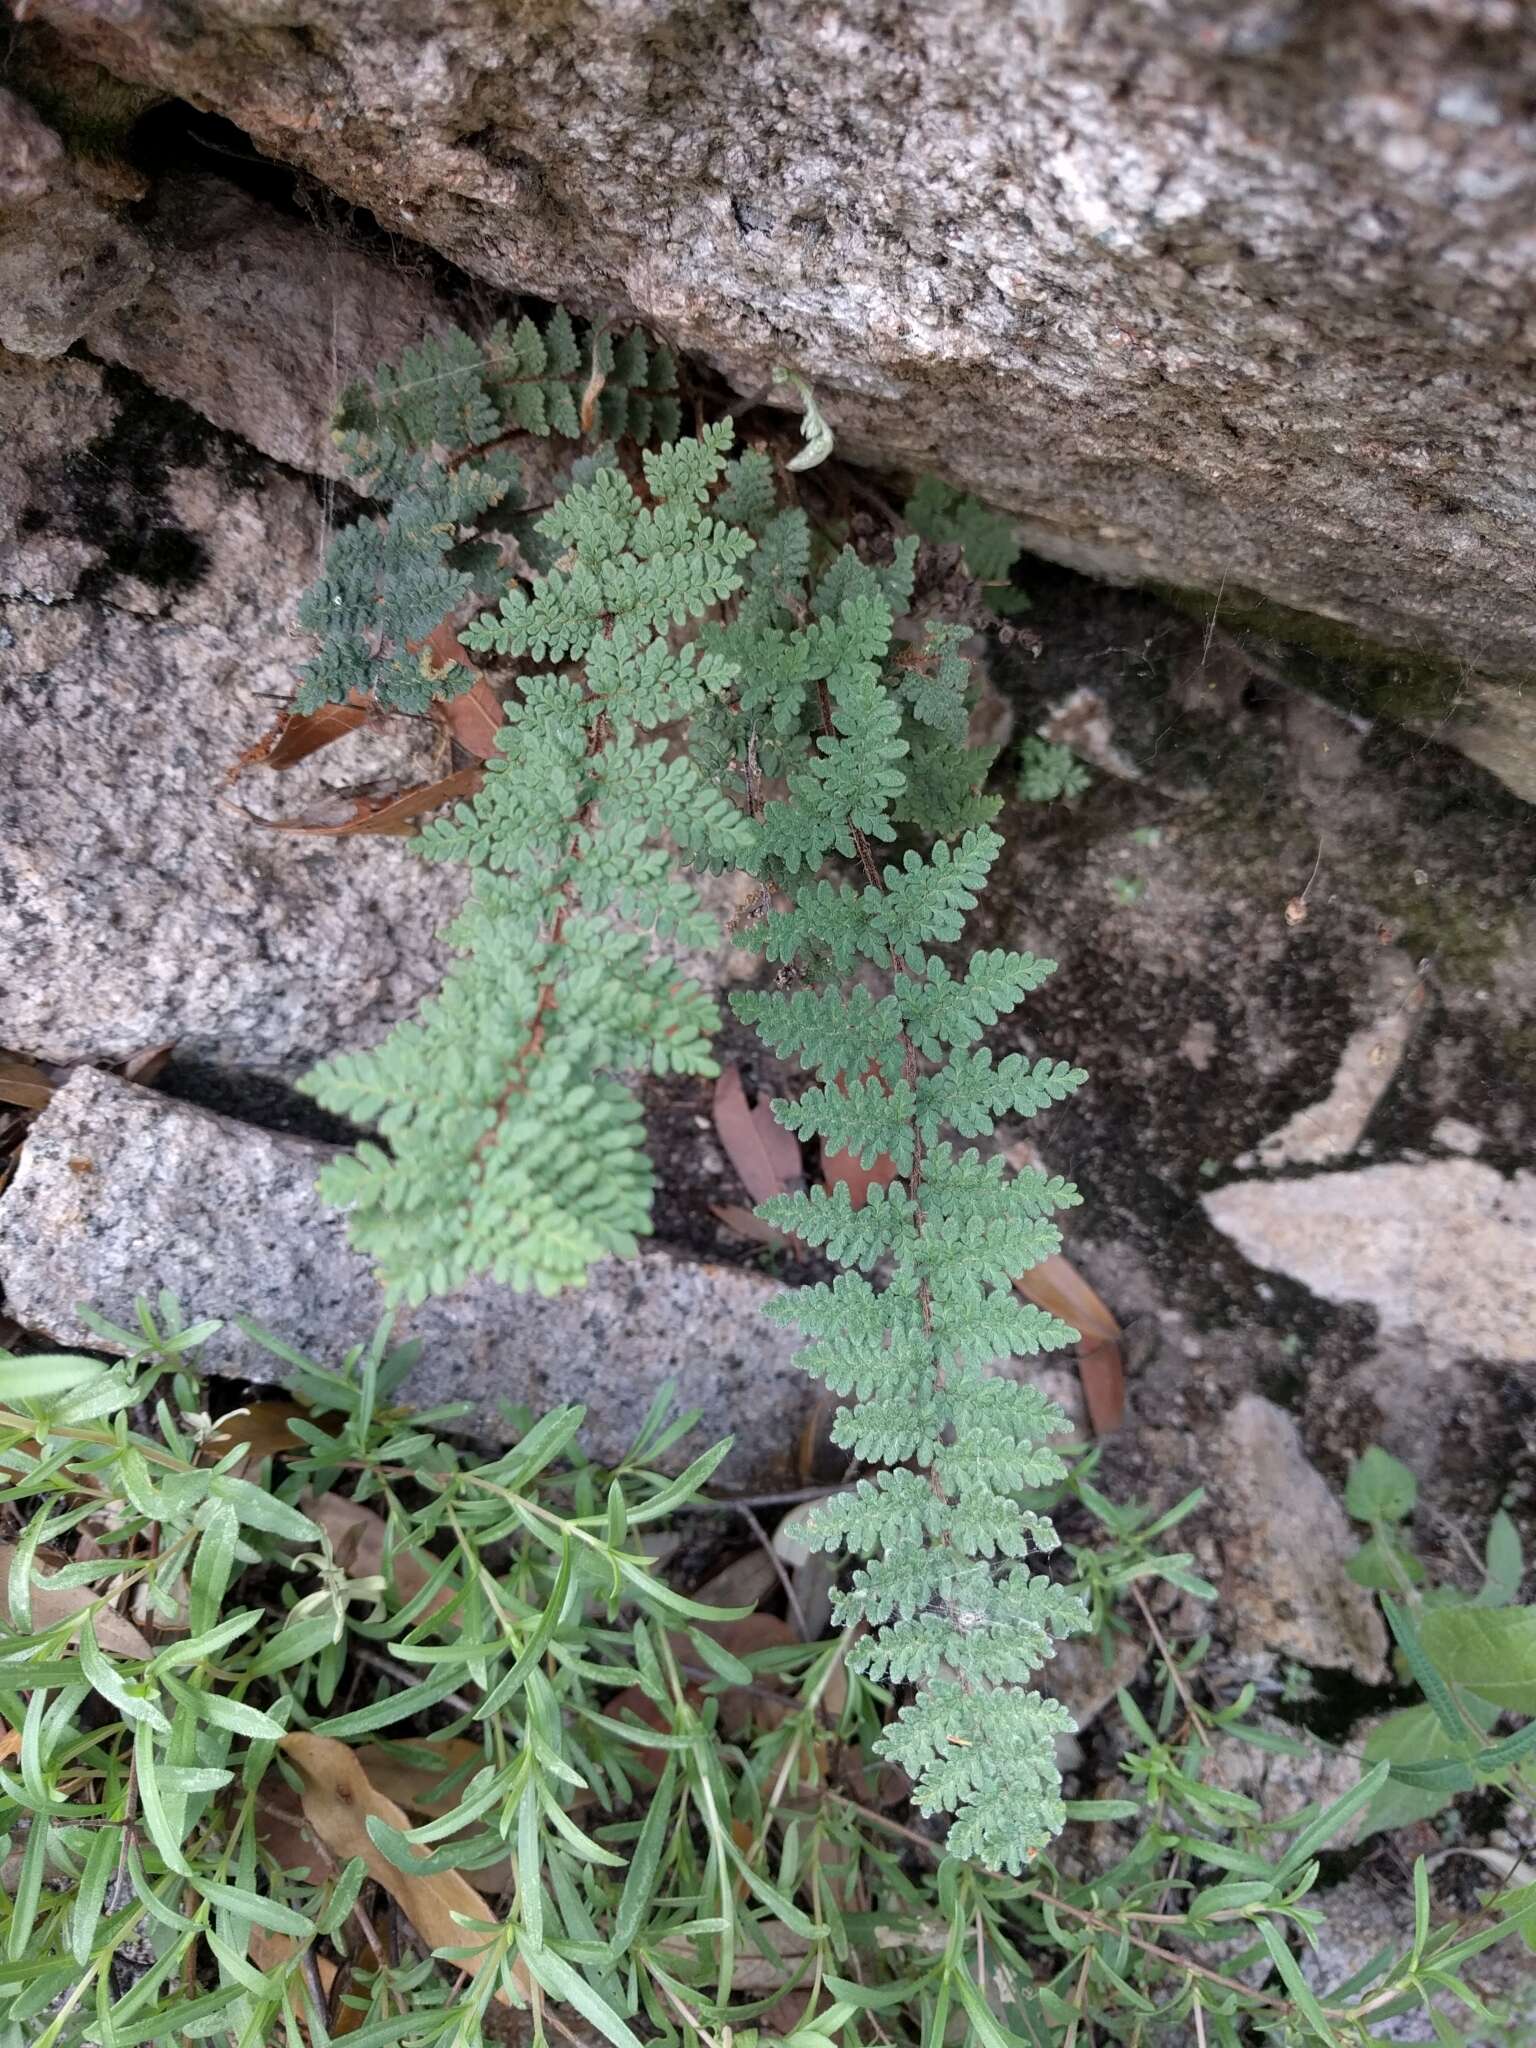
[1206,1396,1388,1681]
[1204,1162,1536,1363]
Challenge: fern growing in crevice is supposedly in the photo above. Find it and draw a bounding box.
[297,314,678,713]
[294,330,1092,1866]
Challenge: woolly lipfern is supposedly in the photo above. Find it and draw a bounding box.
[295,331,1093,1867]
[301,428,752,1300]
[297,315,678,713]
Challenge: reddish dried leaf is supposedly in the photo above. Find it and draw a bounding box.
[579,344,607,436]
[280,1734,519,2004]
[302,1492,455,1619]
[118,1041,175,1087]
[713,1065,802,1205]
[230,700,373,780]
[820,1143,898,1210]
[245,765,482,838]
[1076,1336,1127,1437]
[0,1053,53,1113]
[1015,1250,1119,1345]
[710,1202,796,1253]
[819,1064,898,1209]
[200,1401,307,1473]
[1014,1252,1125,1435]
[433,675,505,761]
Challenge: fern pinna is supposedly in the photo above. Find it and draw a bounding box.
[296,314,678,714]
[294,327,1091,1864]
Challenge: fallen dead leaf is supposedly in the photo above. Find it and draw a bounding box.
[248,1927,338,2038]
[201,1400,308,1472]
[709,1201,799,1254]
[435,679,505,761]
[255,1782,324,1883]
[0,1052,54,1113]
[820,1140,898,1210]
[117,1041,175,1087]
[0,1541,152,1657]
[230,699,374,780]
[354,1737,486,1818]
[1014,1251,1125,1434]
[357,1738,514,1898]
[280,1733,516,2004]
[240,765,483,838]
[0,1726,19,1764]
[579,338,606,437]
[713,1065,802,1206]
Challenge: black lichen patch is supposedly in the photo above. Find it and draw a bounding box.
[49,362,261,602]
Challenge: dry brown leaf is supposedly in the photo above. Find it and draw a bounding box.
[117,1041,175,1087]
[709,1202,797,1253]
[0,1726,19,1764]
[578,340,607,437]
[255,1782,324,1882]
[712,1065,802,1206]
[820,1142,898,1210]
[280,1733,518,2004]
[0,1052,54,1113]
[248,1927,338,2036]
[1075,1337,1126,1437]
[356,1740,515,1898]
[435,679,505,761]
[303,1492,455,1620]
[0,1541,152,1657]
[243,765,483,838]
[818,1064,899,1210]
[230,700,373,779]
[354,1737,486,1817]
[201,1400,308,1472]
[1014,1251,1125,1434]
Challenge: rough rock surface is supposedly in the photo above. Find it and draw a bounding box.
[0,86,150,357]
[0,347,462,1074]
[86,173,449,478]
[1204,1160,1536,1363]
[0,1067,810,1483]
[1205,1397,1389,1680]
[22,0,1536,689]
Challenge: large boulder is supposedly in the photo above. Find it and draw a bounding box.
[19,0,1536,703]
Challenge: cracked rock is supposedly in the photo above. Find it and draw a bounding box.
[1206,1397,1388,1682]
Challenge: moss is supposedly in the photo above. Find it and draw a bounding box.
[1150,579,1483,726]
[1369,874,1514,987]
[8,25,163,164]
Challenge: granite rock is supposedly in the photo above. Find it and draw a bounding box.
[1206,1397,1388,1681]
[0,348,463,1075]
[0,1067,811,1484]
[86,173,449,478]
[1204,1161,1536,1364]
[21,0,1536,696]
